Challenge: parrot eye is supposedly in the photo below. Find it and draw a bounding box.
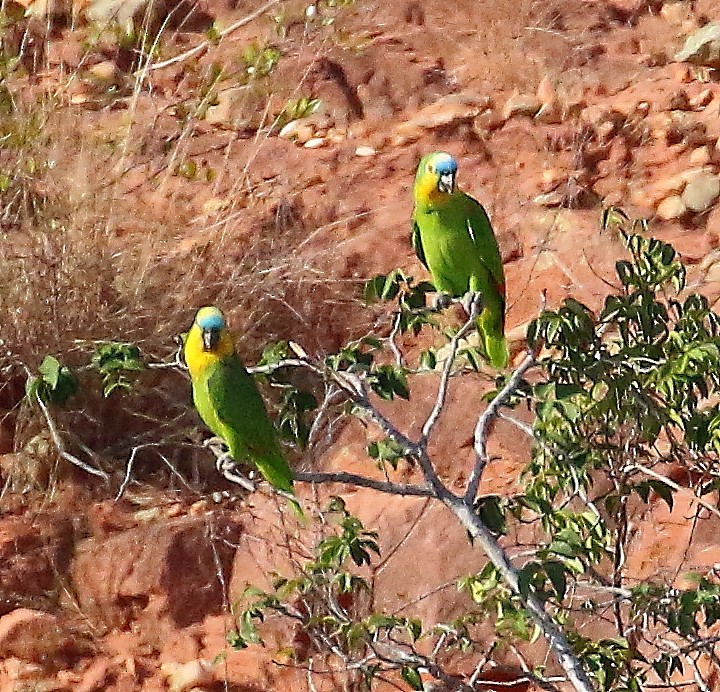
[427,165,435,173]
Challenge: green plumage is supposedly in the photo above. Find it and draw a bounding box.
[192,354,294,494]
[412,153,509,369]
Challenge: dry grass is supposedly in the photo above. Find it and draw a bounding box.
[0,1,378,497]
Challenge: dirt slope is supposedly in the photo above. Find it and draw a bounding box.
[2,0,720,689]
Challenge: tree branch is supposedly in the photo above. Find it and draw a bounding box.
[294,471,434,497]
[420,294,481,445]
[465,352,535,504]
[441,493,596,692]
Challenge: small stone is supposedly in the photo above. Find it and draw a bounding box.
[88,60,120,82]
[70,92,90,104]
[354,145,376,157]
[539,168,566,193]
[534,191,564,207]
[535,100,563,124]
[669,90,691,110]
[656,195,688,220]
[293,124,314,145]
[690,145,711,166]
[682,170,720,211]
[689,88,713,110]
[675,22,720,68]
[502,90,541,120]
[161,659,214,692]
[204,90,235,125]
[326,127,345,143]
[278,120,301,139]
[303,137,326,149]
[202,198,226,214]
[536,75,557,104]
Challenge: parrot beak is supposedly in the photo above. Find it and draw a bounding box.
[438,171,455,194]
[202,328,220,351]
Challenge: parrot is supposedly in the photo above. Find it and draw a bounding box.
[183,306,299,506]
[411,152,509,369]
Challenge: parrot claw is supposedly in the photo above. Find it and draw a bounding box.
[203,436,226,449]
[461,291,484,317]
[215,452,256,492]
[432,292,453,312]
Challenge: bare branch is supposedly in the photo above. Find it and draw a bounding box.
[441,494,596,692]
[465,351,535,504]
[35,392,109,481]
[625,463,720,520]
[294,471,433,498]
[420,294,481,445]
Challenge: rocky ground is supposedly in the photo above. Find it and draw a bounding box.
[3,0,720,689]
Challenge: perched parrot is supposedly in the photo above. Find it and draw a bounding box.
[183,306,297,500]
[411,152,508,369]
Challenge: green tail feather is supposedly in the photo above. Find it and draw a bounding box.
[477,306,508,369]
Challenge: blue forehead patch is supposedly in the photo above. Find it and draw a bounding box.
[197,312,225,331]
[434,154,458,175]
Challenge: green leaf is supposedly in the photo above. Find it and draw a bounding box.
[401,666,424,690]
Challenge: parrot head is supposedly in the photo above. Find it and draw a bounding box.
[414,152,458,206]
[184,306,235,379]
[195,306,227,351]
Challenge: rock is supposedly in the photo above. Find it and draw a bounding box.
[539,168,566,193]
[689,88,713,110]
[204,90,236,126]
[0,609,78,663]
[675,22,720,68]
[472,109,504,133]
[690,145,711,166]
[682,170,720,212]
[278,120,301,139]
[502,90,541,120]
[161,659,214,692]
[536,75,557,104]
[534,191,564,207]
[354,145,376,157]
[0,512,73,614]
[88,60,120,83]
[535,100,563,124]
[656,195,688,220]
[71,515,240,631]
[303,137,326,149]
[293,123,314,145]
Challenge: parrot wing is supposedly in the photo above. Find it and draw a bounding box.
[206,356,295,495]
[410,217,429,270]
[462,192,505,300]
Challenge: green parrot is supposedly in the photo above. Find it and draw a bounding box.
[183,306,299,505]
[411,152,509,369]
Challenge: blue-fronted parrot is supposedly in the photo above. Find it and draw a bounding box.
[411,152,508,368]
[183,306,297,500]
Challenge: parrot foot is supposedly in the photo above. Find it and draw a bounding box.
[432,292,453,312]
[215,452,256,492]
[461,291,484,317]
[203,436,227,450]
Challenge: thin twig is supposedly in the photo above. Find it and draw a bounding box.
[35,392,109,481]
[388,311,404,368]
[145,0,281,72]
[420,295,481,444]
[625,463,720,520]
[465,352,535,503]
